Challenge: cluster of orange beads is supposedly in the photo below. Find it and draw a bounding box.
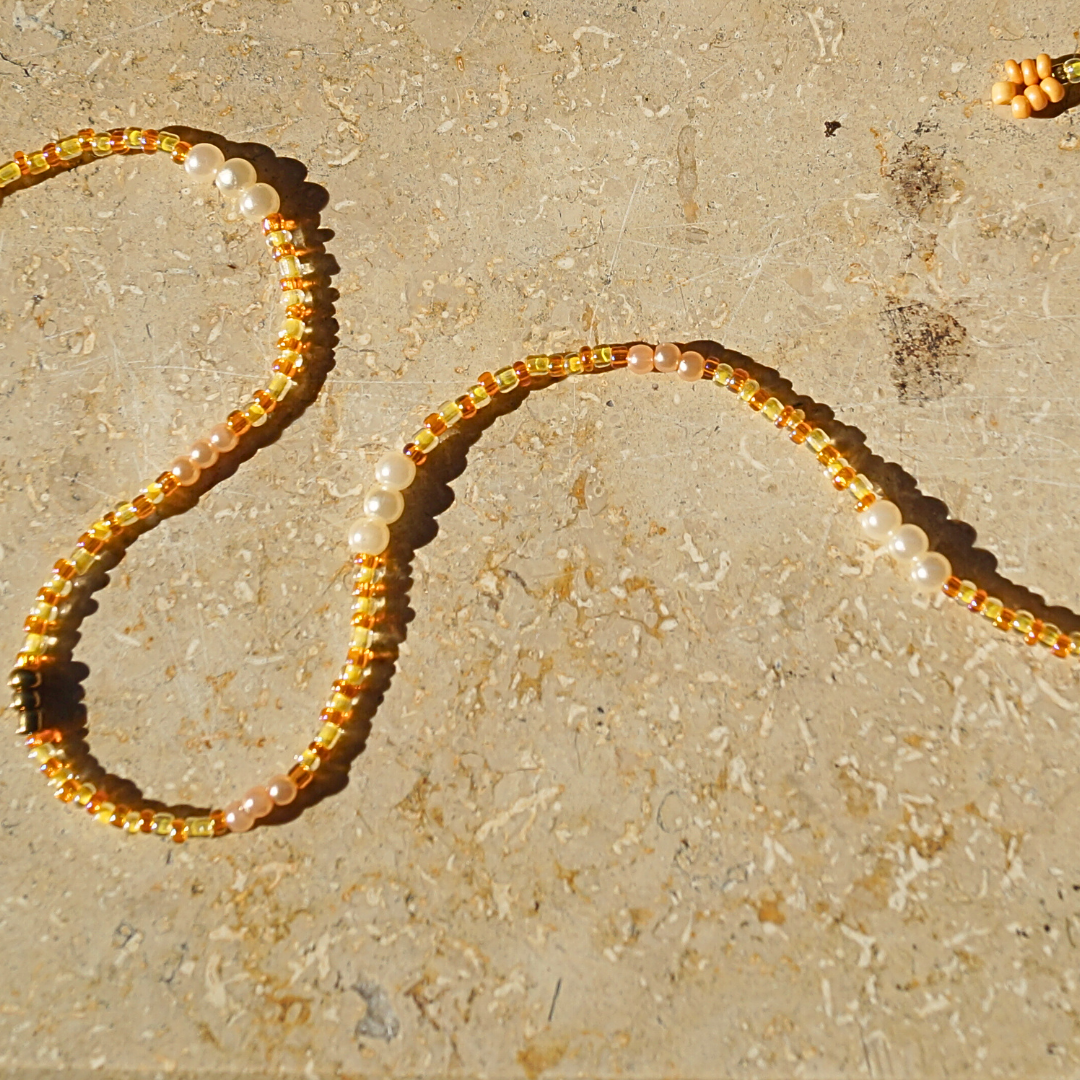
[992,53,1068,117]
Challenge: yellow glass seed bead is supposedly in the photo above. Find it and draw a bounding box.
[0,160,22,185]
[22,634,47,656]
[849,474,874,501]
[29,745,52,765]
[438,400,463,426]
[526,354,552,376]
[281,289,310,308]
[115,503,139,527]
[352,596,378,618]
[125,129,143,149]
[243,401,268,426]
[825,457,847,478]
[267,372,291,398]
[713,363,734,386]
[151,813,174,835]
[280,316,305,341]
[806,429,830,453]
[316,722,342,749]
[1039,623,1061,647]
[1012,610,1035,635]
[276,256,302,279]
[956,580,978,606]
[738,379,760,401]
[95,801,116,823]
[27,152,49,174]
[329,692,353,714]
[188,817,215,838]
[88,518,112,539]
[92,133,112,156]
[158,132,180,153]
[57,137,84,160]
[594,346,613,369]
[468,384,491,408]
[413,428,438,452]
[354,564,376,586]
[278,348,303,372]
[266,229,292,247]
[982,597,1004,622]
[123,811,143,833]
[351,625,373,648]
[71,548,96,575]
[297,747,321,771]
[341,662,369,684]
[567,353,586,375]
[761,397,784,422]
[74,782,97,806]
[495,366,519,391]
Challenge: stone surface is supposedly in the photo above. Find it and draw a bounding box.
[2,1,1080,1077]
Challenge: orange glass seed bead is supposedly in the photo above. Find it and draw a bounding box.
[56,779,80,803]
[155,471,180,497]
[832,466,856,490]
[271,242,298,259]
[611,344,629,368]
[13,151,30,175]
[345,646,373,665]
[967,590,987,614]
[42,758,64,778]
[549,354,568,378]
[76,532,105,555]
[456,393,477,419]
[790,422,812,445]
[1052,635,1073,658]
[1024,620,1044,646]
[775,405,794,428]
[279,277,310,292]
[272,356,299,378]
[132,494,155,519]
[995,608,1015,631]
[748,388,771,411]
[139,809,155,833]
[170,820,188,843]
[817,444,840,466]
[727,368,749,393]
[85,790,106,813]
[226,410,251,436]
[171,141,191,163]
[320,708,348,727]
[108,128,127,152]
[403,442,427,465]
[42,143,61,167]
[262,213,286,234]
[210,811,228,836]
[332,679,362,698]
[513,359,532,386]
[424,413,448,437]
[579,347,595,373]
[141,129,159,153]
[53,558,77,581]
[478,370,499,395]
[109,805,129,827]
[77,129,95,151]
[942,576,963,598]
[287,763,315,789]
[23,616,47,636]
[254,390,277,413]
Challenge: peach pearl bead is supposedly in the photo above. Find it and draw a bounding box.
[207,423,239,454]
[1021,58,1039,86]
[169,457,200,486]
[1011,94,1033,119]
[189,440,218,470]
[1024,83,1049,111]
[626,344,655,375]
[267,774,297,806]
[223,802,254,833]
[887,523,929,562]
[1036,53,1053,80]
[676,350,705,382]
[653,342,681,373]
[1004,59,1023,84]
[241,786,274,819]
[992,81,1017,106]
[1041,76,1065,103]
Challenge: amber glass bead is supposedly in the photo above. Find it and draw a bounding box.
[774,405,794,428]
[137,809,154,833]
[273,355,300,379]
[250,390,274,414]
[287,762,315,789]
[549,354,568,378]
[52,558,77,581]
[41,143,61,167]
[170,820,188,843]
[513,359,532,385]
[477,370,498,395]
[966,590,987,614]
[332,679,362,699]
[109,805,129,827]
[13,150,31,174]
[1023,619,1044,646]
[832,466,856,490]
[783,408,806,430]
[747,388,771,412]
[226,410,251,436]
[727,368,748,393]
[210,811,228,836]
[1052,635,1073,658]
[132,494,155,519]
[85,790,107,814]
[790,422,812,445]
[155,471,180,497]
[171,140,191,163]
[346,646,373,665]
[452,392,476,420]
[424,413,448,437]
[994,608,1015,631]
[403,443,427,465]
[817,444,840,467]
[23,616,47,636]
[55,779,80,803]
[108,128,127,152]
[140,129,159,153]
[701,357,719,380]
[608,345,627,368]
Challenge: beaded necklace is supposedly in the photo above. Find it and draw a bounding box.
[7,99,1078,840]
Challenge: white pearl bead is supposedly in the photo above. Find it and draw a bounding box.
[859,499,902,543]
[215,157,257,197]
[888,523,929,562]
[183,143,225,182]
[362,485,405,524]
[238,182,281,222]
[348,516,390,556]
[373,451,416,491]
[910,552,952,593]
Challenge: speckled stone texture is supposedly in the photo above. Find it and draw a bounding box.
[3,2,1080,1077]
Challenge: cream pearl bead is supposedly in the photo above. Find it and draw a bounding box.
[223,802,254,833]
[189,440,218,470]
[267,774,297,806]
[626,344,655,375]
[653,342,681,373]
[373,450,416,491]
[910,551,952,593]
[348,516,390,556]
[207,423,239,454]
[676,350,705,382]
[888,523,929,562]
[241,786,274,819]
[859,499,902,542]
[215,157,257,197]
[362,485,405,524]
[169,456,200,487]
[183,143,225,182]
[239,183,281,222]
